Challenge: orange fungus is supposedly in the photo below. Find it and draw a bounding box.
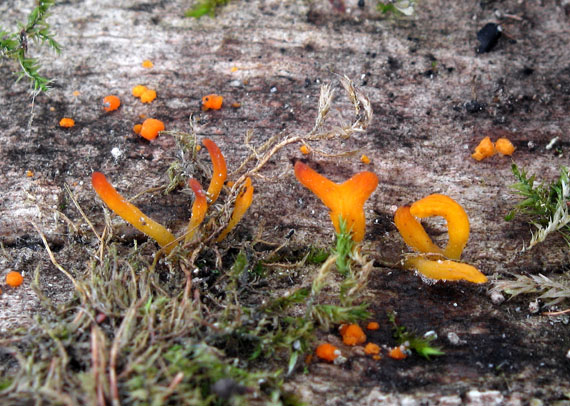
[132,85,147,98]
[340,324,366,346]
[142,60,154,68]
[59,118,75,128]
[6,271,23,287]
[103,95,121,112]
[202,94,223,110]
[495,137,515,156]
[202,138,227,204]
[471,136,496,161]
[91,172,176,253]
[300,145,311,155]
[364,343,381,356]
[186,178,208,243]
[315,343,340,362]
[360,154,371,164]
[294,161,378,242]
[388,346,407,360]
[140,88,157,104]
[133,124,142,134]
[217,177,254,242]
[366,321,380,331]
[140,118,165,141]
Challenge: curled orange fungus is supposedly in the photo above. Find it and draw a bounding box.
[216,177,254,242]
[340,324,366,346]
[405,256,487,284]
[6,271,23,287]
[202,94,223,110]
[495,138,515,156]
[410,194,469,260]
[471,136,496,161]
[186,178,208,243]
[103,95,121,112]
[202,138,227,204]
[294,161,378,242]
[92,172,176,253]
[315,343,340,362]
[140,118,165,141]
[394,206,444,256]
[59,118,75,128]
[394,194,487,284]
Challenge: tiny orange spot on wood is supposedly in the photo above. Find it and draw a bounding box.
[59,118,75,128]
[388,346,407,360]
[140,89,157,103]
[495,137,515,156]
[139,113,147,119]
[230,66,239,73]
[364,342,381,355]
[26,170,34,177]
[373,354,382,361]
[132,85,147,98]
[226,180,235,188]
[72,90,80,96]
[202,94,223,110]
[103,95,121,112]
[195,145,202,152]
[231,102,241,108]
[49,106,55,112]
[315,343,340,362]
[471,136,496,161]
[366,321,380,330]
[360,154,371,164]
[139,118,165,141]
[133,124,142,134]
[6,271,23,287]
[300,145,310,155]
[340,324,366,346]
[142,60,154,68]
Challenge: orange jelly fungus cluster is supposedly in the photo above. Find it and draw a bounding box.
[202,94,223,110]
[132,85,157,104]
[92,139,253,253]
[340,324,367,346]
[92,172,177,253]
[59,117,75,128]
[6,271,24,287]
[394,194,487,284]
[138,118,165,141]
[315,343,340,362]
[294,161,378,242]
[471,136,515,161]
[364,342,381,356]
[103,95,121,112]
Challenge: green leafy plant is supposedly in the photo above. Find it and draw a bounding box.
[0,0,61,93]
[388,311,444,359]
[377,0,416,16]
[185,0,232,18]
[506,164,570,249]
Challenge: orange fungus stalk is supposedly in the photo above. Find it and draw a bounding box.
[92,172,176,253]
[217,177,254,242]
[405,256,487,284]
[186,178,208,243]
[394,206,444,255]
[294,161,378,242]
[202,138,227,204]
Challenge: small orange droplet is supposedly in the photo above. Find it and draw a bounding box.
[59,118,75,128]
[388,346,407,360]
[315,343,340,362]
[300,145,311,155]
[202,94,223,110]
[361,154,371,164]
[6,271,23,287]
[72,90,80,96]
[366,321,380,330]
[340,324,366,346]
[103,95,121,112]
[133,124,142,134]
[231,102,241,108]
[230,66,239,73]
[26,170,34,177]
[142,60,154,68]
[140,89,157,104]
[132,85,148,98]
[139,118,165,141]
[364,342,381,355]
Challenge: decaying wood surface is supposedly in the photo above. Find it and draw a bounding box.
[0,0,568,404]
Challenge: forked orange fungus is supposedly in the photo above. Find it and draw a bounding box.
[294,161,378,242]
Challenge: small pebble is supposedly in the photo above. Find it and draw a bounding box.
[477,23,502,53]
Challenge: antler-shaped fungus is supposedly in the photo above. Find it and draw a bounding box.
[294,161,378,242]
[185,178,208,243]
[217,177,254,242]
[92,172,176,253]
[203,138,227,205]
